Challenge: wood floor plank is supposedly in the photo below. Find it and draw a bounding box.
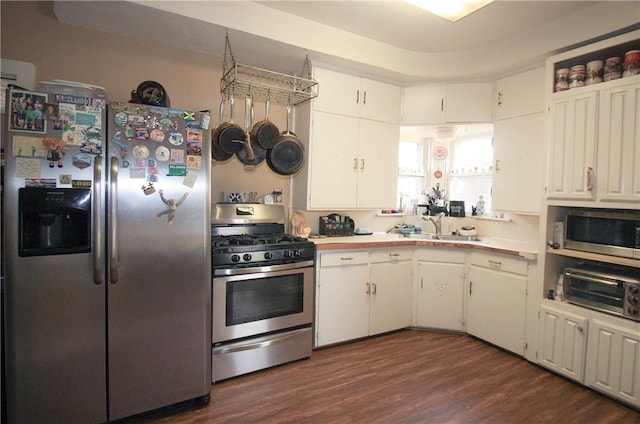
[131,330,640,424]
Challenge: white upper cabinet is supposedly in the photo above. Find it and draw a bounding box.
[446,82,494,122]
[401,85,446,124]
[495,67,545,120]
[312,66,401,123]
[402,82,493,124]
[545,29,640,206]
[597,79,640,203]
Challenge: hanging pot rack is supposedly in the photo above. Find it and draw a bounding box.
[220,32,318,106]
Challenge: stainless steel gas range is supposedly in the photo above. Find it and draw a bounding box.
[210,203,315,382]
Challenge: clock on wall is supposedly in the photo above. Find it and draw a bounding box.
[432,146,448,161]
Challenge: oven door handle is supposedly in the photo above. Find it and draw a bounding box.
[214,260,315,276]
[565,271,622,287]
[213,328,310,355]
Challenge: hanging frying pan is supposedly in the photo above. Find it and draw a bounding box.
[217,94,246,154]
[211,99,233,161]
[236,94,266,167]
[267,100,304,175]
[250,92,280,149]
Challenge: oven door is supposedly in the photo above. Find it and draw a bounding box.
[564,271,625,316]
[212,261,314,343]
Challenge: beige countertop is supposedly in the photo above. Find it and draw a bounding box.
[310,233,538,260]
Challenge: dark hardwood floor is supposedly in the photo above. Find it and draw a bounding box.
[135,329,640,424]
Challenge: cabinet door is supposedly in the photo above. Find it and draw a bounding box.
[416,262,464,331]
[585,318,640,406]
[445,82,493,123]
[316,265,370,346]
[495,67,545,120]
[546,90,598,200]
[312,67,361,117]
[597,79,640,203]
[538,304,588,382]
[402,85,446,124]
[356,119,399,209]
[360,77,402,123]
[308,111,359,209]
[369,261,412,335]
[492,112,545,213]
[467,266,527,355]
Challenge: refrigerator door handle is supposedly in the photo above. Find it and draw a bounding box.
[109,156,119,284]
[93,156,103,285]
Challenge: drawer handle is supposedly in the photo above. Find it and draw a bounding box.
[341,257,354,261]
[372,283,377,295]
[389,253,400,257]
[488,260,502,269]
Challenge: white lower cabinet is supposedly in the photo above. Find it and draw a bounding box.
[415,249,466,331]
[370,249,413,335]
[585,318,640,406]
[538,301,640,408]
[316,248,412,347]
[538,303,588,382]
[467,251,528,355]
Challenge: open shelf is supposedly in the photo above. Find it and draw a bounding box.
[547,248,640,268]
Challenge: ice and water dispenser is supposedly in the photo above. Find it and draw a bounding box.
[19,187,91,256]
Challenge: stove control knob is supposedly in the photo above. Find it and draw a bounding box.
[629,295,639,305]
[294,249,302,257]
[231,254,241,263]
[630,286,640,295]
[628,306,638,316]
[264,252,273,260]
[284,250,293,258]
[243,253,252,262]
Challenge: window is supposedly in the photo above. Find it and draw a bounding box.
[397,124,493,216]
[397,128,427,212]
[448,133,493,215]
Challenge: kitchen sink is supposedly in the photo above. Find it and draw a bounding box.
[404,233,485,242]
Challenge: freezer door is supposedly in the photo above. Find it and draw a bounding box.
[2,85,108,423]
[106,105,211,420]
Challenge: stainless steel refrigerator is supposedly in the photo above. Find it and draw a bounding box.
[2,80,211,423]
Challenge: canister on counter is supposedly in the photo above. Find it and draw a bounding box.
[555,68,570,92]
[623,50,640,77]
[569,65,586,88]
[586,60,603,85]
[604,56,623,81]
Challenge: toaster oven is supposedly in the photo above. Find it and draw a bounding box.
[563,263,640,321]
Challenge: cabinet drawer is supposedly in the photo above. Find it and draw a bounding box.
[370,248,412,263]
[470,251,528,275]
[319,250,369,267]
[415,248,466,264]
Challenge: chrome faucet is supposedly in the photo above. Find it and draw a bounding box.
[422,212,445,235]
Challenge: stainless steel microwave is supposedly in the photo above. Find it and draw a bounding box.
[564,263,640,321]
[564,209,640,260]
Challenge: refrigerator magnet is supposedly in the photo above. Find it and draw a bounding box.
[150,129,164,142]
[168,132,183,145]
[132,144,149,159]
[114,112,128,126]
[155,146,170,161]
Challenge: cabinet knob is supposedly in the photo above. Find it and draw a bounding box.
[361,159,365,170]
[366,282,370,295]
[577,325,584,333]
[356,89,360,104]
[363,90,367,105]
[372,283,377,295]
[353,158,358,170]
[586,166,593,191]
[498,91,503,106]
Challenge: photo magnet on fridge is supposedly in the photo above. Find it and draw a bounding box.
[9,89,47,133]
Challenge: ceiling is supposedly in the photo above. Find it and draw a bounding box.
[53,1,640,84]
